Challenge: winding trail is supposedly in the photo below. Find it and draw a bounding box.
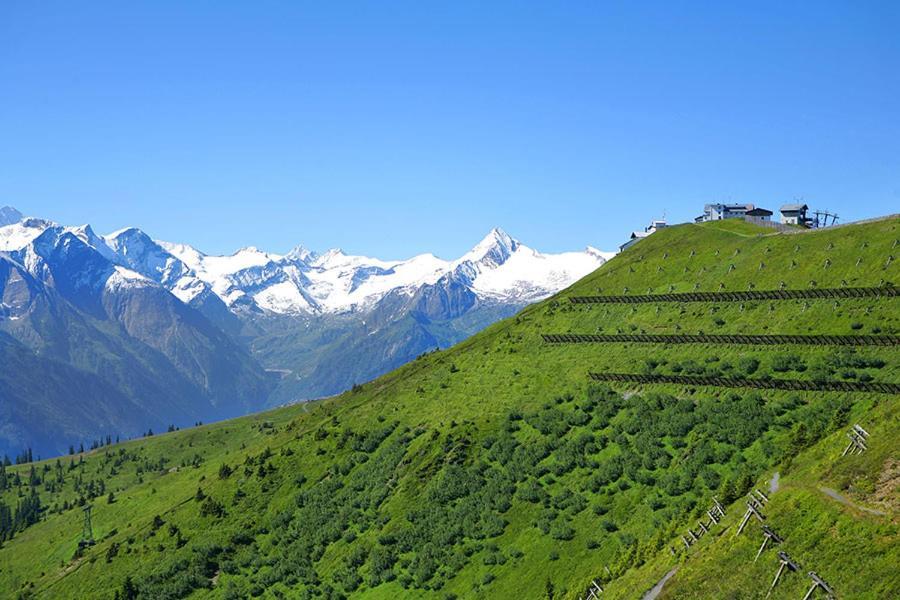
[819,487,887,516]
[642,568,677,600]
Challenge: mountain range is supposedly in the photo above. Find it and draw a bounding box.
[0,206,612,456]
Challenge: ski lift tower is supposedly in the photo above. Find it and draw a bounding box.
[78,504,95,549]
[812,209,839,228]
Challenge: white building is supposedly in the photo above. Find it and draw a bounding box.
[619,219,667,252]
[695,203,756,222]
[780,203,809,226]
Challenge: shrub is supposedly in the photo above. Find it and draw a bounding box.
[550,523,575,541]
[737,357,760,375]
[218,464,233,479]
[199,496,226,519]
[771,354,805,373]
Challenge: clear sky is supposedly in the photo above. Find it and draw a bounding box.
[1,2,898,258]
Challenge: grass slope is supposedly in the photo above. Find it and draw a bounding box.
[1,217,897,600]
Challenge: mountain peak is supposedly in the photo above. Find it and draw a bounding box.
[106,226,144,240]
[70,223,94,235]
[67,224,115,256]
[0,206,24,227]
[462,227,519,267]
[311,248,346,265]
[235,245,282,258]
[0,216,55,252]
[285,245,317,263]
[482,226,514,245]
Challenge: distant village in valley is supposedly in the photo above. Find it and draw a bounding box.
[620,202,837,251]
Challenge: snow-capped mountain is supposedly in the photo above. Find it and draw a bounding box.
[157,227,612,316]
[0,208,612,318]
[0,205,614,456]
[0,211,273,457]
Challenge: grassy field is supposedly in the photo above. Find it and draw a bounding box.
[1,216,897,599]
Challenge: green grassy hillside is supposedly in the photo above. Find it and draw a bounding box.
[1,216,897,599]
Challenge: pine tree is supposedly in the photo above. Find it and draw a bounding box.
[120,575,138,600]
[719,477,739,504]
[0,501,12,541]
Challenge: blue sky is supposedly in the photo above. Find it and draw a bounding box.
[1,2,898,257]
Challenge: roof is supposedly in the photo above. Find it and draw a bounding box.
[706,203,754,211]
[780,203,808,212]
[746,208,773,216]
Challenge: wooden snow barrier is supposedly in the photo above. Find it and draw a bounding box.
[681,498,725,549]
[735,494,840,599]
[542,333,900,346]
[766,551,801,598]
[568,285,899,304]
[841,423,870,457]
[736,490,769,536]
[754,525,783,563]
[580,579,604,600]
[587,372,900,394]
[802,571,837,600]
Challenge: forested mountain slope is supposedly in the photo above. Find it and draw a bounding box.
[1,216,897,599]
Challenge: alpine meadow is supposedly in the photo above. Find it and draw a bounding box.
[2,3,899,598]
[2,216,897,599]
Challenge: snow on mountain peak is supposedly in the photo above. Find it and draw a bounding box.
[173,227,609,314]
[106,226,142,240]
[105,265,153,291]
[459,227,520,268]
[7,212,613,316]
[233,246,282,263]
[0,217,54,251]
[285,245,317,263]
[66,224,118,261]
[306,248,369,274]
[475,227,517,255]
[585,246,617,261]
